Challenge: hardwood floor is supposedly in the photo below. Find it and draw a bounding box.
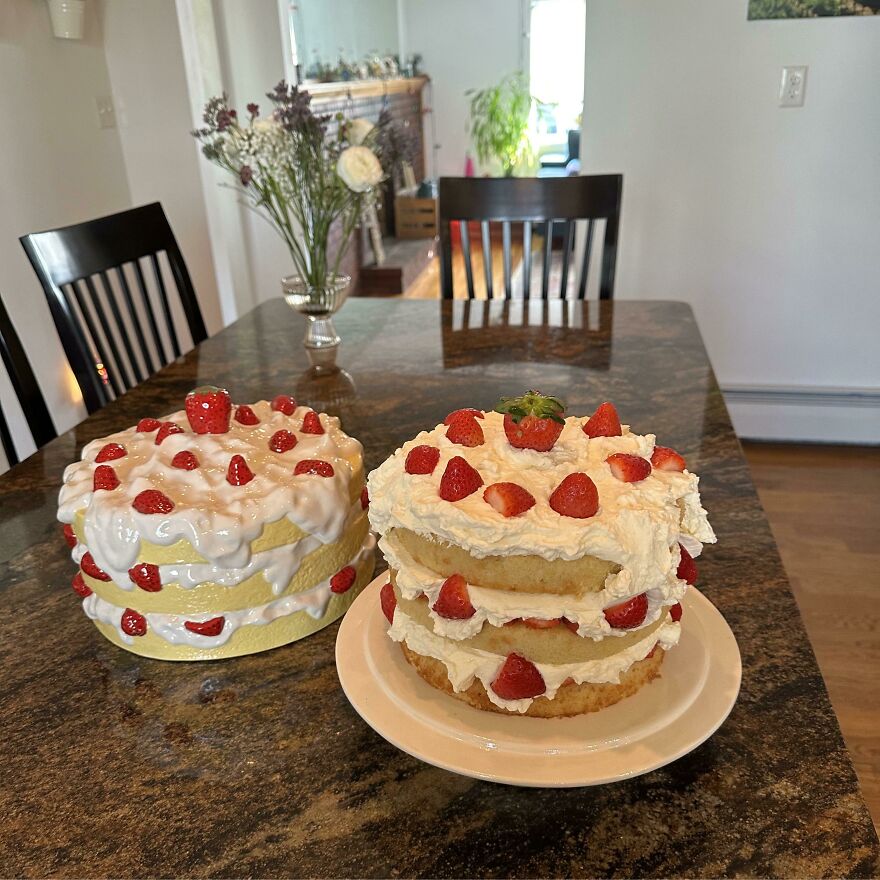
[743,442,880,831]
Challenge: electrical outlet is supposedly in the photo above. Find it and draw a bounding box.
[95,96,116,129]
[779,66,807,108]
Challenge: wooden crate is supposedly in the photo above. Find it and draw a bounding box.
[394,195,437,239]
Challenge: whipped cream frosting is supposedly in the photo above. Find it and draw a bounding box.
[72,499,366,595]
[368,411,716,596]
[83,533,376,648]
[58,401,363,577]
[389,606,680,713]
[381,532,684,641]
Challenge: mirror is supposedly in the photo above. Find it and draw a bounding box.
[290,0,403,82]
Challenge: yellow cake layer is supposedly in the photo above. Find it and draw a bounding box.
[80,515,371,614]
[394,581,666,665]
[89,552,375,661]
[392,528,619,595]
[400,642,665,718]
[71,468,364,565]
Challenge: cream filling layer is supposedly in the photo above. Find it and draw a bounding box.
[74,500,365,595]
[388,607,681,714]
[381,532,685,641]
[83,533,376,648]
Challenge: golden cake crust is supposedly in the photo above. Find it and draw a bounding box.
[393,527,618,595]
[400,641,665,718]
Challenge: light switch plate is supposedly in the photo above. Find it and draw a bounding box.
[779,66,807,108]
[95,96,116,129]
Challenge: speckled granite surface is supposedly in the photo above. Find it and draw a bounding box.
[0,299,876,879]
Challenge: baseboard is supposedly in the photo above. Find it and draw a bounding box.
[722,384,880,444]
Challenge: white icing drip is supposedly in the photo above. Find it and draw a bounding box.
[381,531,684,641]
[73,500,366,595]
[58,401,363,575]
[388,607,681,713]
[367,412,716,596]
[82,532,376,649]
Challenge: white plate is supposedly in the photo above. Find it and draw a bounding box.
[336,574,741,787]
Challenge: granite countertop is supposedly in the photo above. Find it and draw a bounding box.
[0,298,876,878]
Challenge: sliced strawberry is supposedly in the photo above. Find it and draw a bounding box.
[646,645,658,660]
[121,608,147,637]
[582,401,622,438]
[490,653,546,700]
[604,593,648,629]
[522,617,560,629]
[93,465,120,492]
[95,442,126,462]
[128,562,162,592]
[652,445,686,472]
[445,414,484,447]
[432,573,476,619]
[562,618,580,633]
[330,566,357,594]
[155,421,184,445]
[443,408,485,425]
[184,617,225,637]
[62,524,77,549]
[269,430,297,453]
[404,445,440,475]
[670,602,683,622]
[294,459,334,478]
[380,581,396,624]
[81,551,111,581]
[360,486,369,509]
[271,394,297,415]
[72,573,92,597]
[301,411,324,434]
[171,450,199,470]
[438,456,483,501]
[606,452,651,483]
[185,386,231,434]
[226,454,255,486]
[483,482,536,517]
[549,473,599,518]
[677,544,698,585]
[132,489,175,514]
[136,417,161,433]
[495,391,566,452]
[234,404,260,425]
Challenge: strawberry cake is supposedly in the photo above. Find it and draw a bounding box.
[367,391,716,717]
[58,387,375,660]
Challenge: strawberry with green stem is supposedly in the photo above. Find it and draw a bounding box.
[495,391,566,452]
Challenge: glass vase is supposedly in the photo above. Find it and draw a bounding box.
[282,274,350,367]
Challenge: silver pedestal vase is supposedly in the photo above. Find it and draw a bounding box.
[282,274,351,369]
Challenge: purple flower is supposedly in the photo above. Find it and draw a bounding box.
[240,165,253,186]
[247,102,259,118]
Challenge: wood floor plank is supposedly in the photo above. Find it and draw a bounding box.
[743,441,880,833]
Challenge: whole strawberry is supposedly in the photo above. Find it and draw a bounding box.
[495,390,566,452]
[185,386,232,434]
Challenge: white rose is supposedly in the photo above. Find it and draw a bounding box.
[337,146,383,193]
[346,117,374,146]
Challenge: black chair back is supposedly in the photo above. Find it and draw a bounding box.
[20,203,208,413]
[0,295,55,467]
[438,175,622,301]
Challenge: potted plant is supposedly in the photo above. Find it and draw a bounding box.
[466,73,533,177]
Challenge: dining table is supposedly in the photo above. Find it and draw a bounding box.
[1,296,877,879]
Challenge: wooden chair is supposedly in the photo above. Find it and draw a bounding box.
[438,175,622,301]
[0,295,55,467]
[20,203,208,414]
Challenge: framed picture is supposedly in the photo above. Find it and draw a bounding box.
[748,0,879,17]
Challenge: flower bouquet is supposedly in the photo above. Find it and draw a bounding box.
[193,82,384,357]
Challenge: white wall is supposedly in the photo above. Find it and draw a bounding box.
[0,0,132,467]
[102,0,223,337]
[403,0,525,176]
[582,0,880,443]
